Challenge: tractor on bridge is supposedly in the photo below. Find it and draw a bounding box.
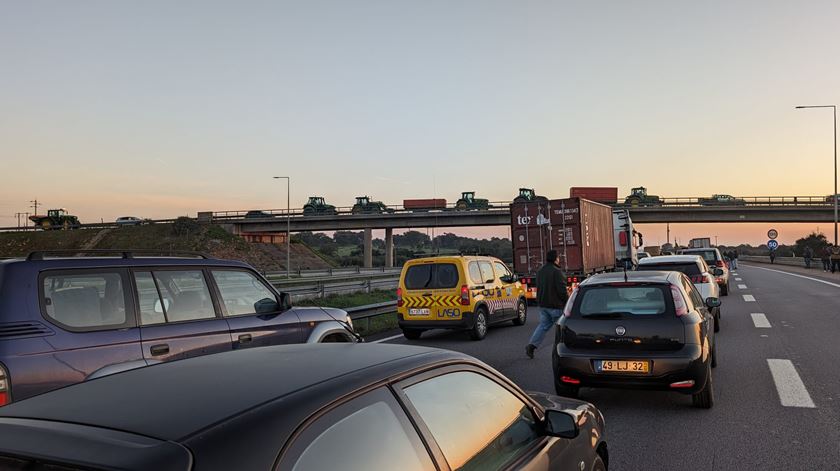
[624,187,662,207]
[351,196,394,214]
[29,209,81,230]
[303,196,338,216]
[512,188,548,203]
[455,191,490,210]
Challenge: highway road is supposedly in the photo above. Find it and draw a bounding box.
[371,263,840,470]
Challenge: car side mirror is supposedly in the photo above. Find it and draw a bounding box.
[254,297,280,314]
[705,297,721,309]
[543,410,579,439]
[279,292,292,311]
[712,268,724,276]
[500,275,513,283]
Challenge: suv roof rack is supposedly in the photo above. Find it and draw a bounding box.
[26,250,211,261]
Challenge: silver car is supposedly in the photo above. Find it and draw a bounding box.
[677,248,731,296]
[637,254,723,332]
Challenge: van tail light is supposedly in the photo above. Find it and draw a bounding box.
[0,364,9,407]
[460,285,470,306]
[563,288,579,317]
[671,285,689,317]
[691,275,709,283]
[619,231,628,247]
[396,288,404,307]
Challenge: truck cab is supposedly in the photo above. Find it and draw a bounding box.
[613,209,643,269]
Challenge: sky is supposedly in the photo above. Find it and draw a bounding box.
[2,1,839,245]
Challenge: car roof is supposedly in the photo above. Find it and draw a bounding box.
[405,255,499,264]
[680,247,720,254]
[0,256,252,270]
[0,344,469,442]
[639,255,705,265]
[582,270,679,285]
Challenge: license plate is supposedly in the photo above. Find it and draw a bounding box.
[408,308,430,316]
[597,360,650,373]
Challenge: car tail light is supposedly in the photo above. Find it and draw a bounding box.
[619,231,628,247]
[715,260,725,267]
[396,288,404,307]
[566,276,579,284]
[670,380,695,389]
[0,364,9,407]
[560,376,581,385]
[460,285,470,306]
[671,285,689,317]
[563,288,579,317]
[691,275,709,283]
[520,277,532,285]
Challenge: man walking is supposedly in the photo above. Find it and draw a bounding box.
[823,245,832,272]
[526,250,568,359]
[831,244,840,274]
[804,246,814,269]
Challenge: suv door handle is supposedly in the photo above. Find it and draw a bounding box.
[150,344,170,356]
[238,334,253,344]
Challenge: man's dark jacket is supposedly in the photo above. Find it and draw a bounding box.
[536,263,569,309]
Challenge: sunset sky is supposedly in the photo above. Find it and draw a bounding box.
[2,1,839,245]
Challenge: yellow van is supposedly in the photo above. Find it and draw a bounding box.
[397,255,527,340]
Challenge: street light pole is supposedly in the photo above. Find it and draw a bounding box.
[796,105,838,245]
[273,176,291,278]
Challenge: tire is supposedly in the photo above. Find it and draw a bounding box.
[468,308,488,341]
[554,378,580,398]
[512,299,527,326]
[721,282,729,296]
[402,329,423,340]
[714,311,720,333]
[692,367,714,409]
[591,455,607,471]
[711,340,718,368]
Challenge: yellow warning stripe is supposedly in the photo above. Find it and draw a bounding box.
[403,295,461,308]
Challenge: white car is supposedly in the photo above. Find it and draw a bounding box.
[636,254,723,332]
[637,251,652,260]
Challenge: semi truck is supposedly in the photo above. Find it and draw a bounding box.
[689,238,712,248]
[403,199,447,211]
[510,197,617,301]
[613,209,644,269]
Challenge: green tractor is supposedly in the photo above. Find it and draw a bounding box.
[624,187,662,207]
[455,191,490,210]
[29,209,81,230]
[303,196,338,216]
[512,188,548,203]
[351,196,393,214]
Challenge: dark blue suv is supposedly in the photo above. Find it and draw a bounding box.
[0,250,358,406]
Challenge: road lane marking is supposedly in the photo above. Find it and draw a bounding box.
[751,313,771,328]
[732,272,739,275]
[738,284,748,289]
[735,277,743,281]
[371,333,404,343]
[767,359,816,408]
[742,265,840,288]
[743,294,756,302]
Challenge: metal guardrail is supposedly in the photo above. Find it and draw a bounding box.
[264,267,402,279]
[345,301,398,334]
[274,276,399,300]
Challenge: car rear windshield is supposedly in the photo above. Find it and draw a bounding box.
[577,285,668,316]
[683,250,717,263]
[404,263,460,290]
[638,263,701,276]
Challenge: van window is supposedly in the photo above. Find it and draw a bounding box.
[493,261,512,279]
[404,263,460,290]
[478,262,495,284]
[577,285,667,316]
[42,272,128,329]
[468,262,483,284]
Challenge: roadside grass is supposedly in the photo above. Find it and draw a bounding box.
[294,289,398,336]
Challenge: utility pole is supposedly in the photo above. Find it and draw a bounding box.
[666,222,670,245]
[30,200,40,223]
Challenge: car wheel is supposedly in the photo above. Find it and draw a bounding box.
[512,299,527,326]
[554,378,580,398]
[711,340,718,368]
[721,282,729,296]
[714,311,720,333]
[468,308,488,340]
[591,455,607,471]
[692,367,714,409]
[402,329,423,340]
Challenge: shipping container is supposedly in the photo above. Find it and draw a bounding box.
[403,199,447,211]
[510,198,616,284]
[569,187,619,204]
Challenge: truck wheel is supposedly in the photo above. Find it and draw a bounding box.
[512,300,527,326]
[468,308,488,340]
[402,329,423,340]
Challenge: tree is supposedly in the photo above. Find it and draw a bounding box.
[333,231,364,246]
[794,232,828,257]
[394,230,430,247]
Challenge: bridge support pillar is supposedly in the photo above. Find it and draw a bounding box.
[385,228,394,268]
[363,228,373,268]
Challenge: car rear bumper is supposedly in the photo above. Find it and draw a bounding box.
[397,312,475,331]
[552,343,708,394]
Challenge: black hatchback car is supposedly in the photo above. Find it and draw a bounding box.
[0,344,609,471]
[0,251,357,407]
[553,271,719,408]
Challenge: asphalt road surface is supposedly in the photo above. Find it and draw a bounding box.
[374,263,840,470]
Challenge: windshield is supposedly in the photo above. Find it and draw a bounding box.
[577,285,668,316]
[682,250,718,263]
[638,263,702,277]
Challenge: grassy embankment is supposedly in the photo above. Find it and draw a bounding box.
[295,289,398,336]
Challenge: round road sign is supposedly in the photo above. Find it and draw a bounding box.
[767,240,779,250]
[768,229,778,240]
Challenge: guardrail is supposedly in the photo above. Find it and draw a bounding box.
[274,276,399,300]
[739,255,825,269]
[345,301,398,333]
[264,266,402,279]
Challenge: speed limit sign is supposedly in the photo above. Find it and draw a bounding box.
[768,229,778,240]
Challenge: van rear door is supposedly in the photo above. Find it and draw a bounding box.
[402,262,463,321]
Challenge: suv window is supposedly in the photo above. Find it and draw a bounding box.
[577,285,667,316]
[42,271,128,329]
[638,262,701,277]
[284,388,434,471]
[404,263,459,290]
[493,261,512,280]
[478,261,495,284]
[135,270,216,323]
[403,371,541,471]
[468,262,483,285]
[683,250,718,264]
[211,270,277,316]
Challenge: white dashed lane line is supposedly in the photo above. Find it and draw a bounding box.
[735,277,743,281]
[767,359,816,408]
[751,313,772,328]
[370,333,404,344]
[738,284,748,289]
[743,294,756,302]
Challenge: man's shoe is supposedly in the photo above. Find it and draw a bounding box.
[525,344,536,359]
